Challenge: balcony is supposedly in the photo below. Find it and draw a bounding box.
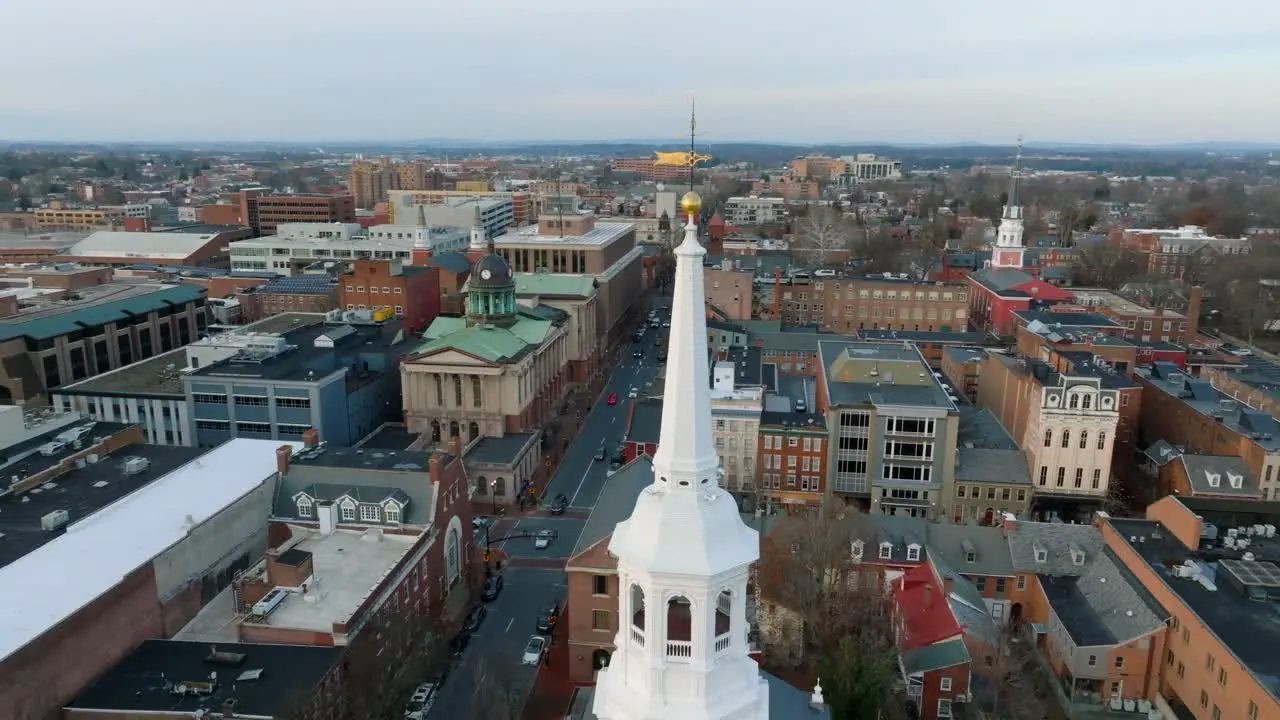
[630,626,645,647]
[666,640,693,660]
[714,633,732,654]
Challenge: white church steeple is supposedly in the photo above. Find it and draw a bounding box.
[992,137,1026,269]
[592,191,770,720]
[468,204,488,257]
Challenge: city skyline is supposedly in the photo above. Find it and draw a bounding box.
[3,0,1279,144]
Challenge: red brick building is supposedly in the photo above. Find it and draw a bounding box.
[338,259,442,333]
[894,563,974,720]
[757,410,827,512]
[966,267,1073,336]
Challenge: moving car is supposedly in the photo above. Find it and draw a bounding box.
[534,529,556,550]
[607,392,618,406]
[593,445,606,461]
[403,681,439,719]
[521,635,548,666]
[536,600,562,634]
[481,574,504,601]
[462,604,488,633]
[628,387,638,398]
[549,493,568,514]
[633,348,643,358]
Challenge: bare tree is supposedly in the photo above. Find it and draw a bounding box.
[969,627,1052,720]
[755,500,904,719]
[1073,241,1141,288]
[470,657,526,720]
[793,206,854,266]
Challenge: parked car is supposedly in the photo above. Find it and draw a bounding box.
[449,632,470,657]
[607,462,620,477]
[607,392,618,405]
[536,601,562,634]
[521,635,548,665]
[38,441,66,457]
[462,604,488,633]
[534,529,556,550]
[403,681,439,719]
[549,493,568,514]
[481,574,504,601]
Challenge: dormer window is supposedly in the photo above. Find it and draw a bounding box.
[1069,544,1086,566]
[384,502,402,524]
[907,544,921,561]
[359,504,380,523]
[296,496,313,518]
[879,542,893,560]
[339,499,357,522]
[1205,471,1221,488]
[1033,541,1048,563]
[1227,472,1243,489]
[962,538,977,564]
[851,540,864,562]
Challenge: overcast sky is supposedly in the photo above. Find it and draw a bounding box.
[4,0,1279,144]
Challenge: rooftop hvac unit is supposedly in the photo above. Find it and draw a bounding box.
[41,509,70,531]
[121,456,151,475]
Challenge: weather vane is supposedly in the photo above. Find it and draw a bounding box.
[653,98,711,194]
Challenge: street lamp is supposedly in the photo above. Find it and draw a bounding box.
[491,479,498,515]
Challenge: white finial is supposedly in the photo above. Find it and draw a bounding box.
[811,679,825,707]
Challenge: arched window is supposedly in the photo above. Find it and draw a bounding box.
[714,589,732,639]
[1079,430,1088,449]
[469,421,480,440]
[1068,393,1079,409]
[1081,394,1092,409]
[471,376,482,408]
[445,525,460,586]
[1043,428,1052,447]
[453,376,463,407]
[666,595,692,643]
[1097,431,1107,450]
[433,375,443,405]
[1061,429,1070,448]
[450,420,460,438]
[430,420,441,442]
[631,584,646,630]
[296,496,313,518]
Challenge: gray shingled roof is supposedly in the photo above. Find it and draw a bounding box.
[1006,519,1104,576]
[571,457,654,557]
[1041,548,1166,647]
[1142,439,1182,467]
[955,448,1031,486]
[969,267,1035,292]
[927,524,1016,577]
[273,463,435,526]
[1179,454,1261,497]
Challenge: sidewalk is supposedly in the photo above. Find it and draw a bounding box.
[522,610,580,720]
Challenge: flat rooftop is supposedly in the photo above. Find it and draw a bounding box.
[187,317,408,384]
[58,313,326,396]
[0,440,204,569]
[241,527,417,634]
[66,639,343,717]
[354,422,419,451]
[1110,517,1280,697]
[0,230,87,250]
[498,220,634,246]
[858,329,988,344]
[0,438,296,663]
[817,340,955,410]
[288,444,441,473]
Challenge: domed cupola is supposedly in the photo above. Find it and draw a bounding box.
[466,251,517,327]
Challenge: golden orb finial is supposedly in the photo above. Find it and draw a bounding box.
[680,191,703,216]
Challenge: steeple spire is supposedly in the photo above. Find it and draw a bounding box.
[416,203,427,227]
[991,136,1027,269]
[468,203,489,260]
[592,189,769,720]
[1005,136,1024,213]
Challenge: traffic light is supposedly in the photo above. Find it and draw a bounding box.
[483,551,491,562]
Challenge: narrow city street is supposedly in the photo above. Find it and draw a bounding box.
[429,294,671,718]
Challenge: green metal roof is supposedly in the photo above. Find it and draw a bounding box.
[0,284,207,342]
[901,637,969,674]
[415,316,553,363]
[510,273,597,298]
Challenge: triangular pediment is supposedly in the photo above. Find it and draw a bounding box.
[409,348,498,367]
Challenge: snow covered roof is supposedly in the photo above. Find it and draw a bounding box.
[0,438,299,662]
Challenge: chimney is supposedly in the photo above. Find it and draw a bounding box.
[302,427,320,448]
[276,445,292,476]
[1001,511,1018,538]
[430,452,446,485]
[1187,285,1203,343]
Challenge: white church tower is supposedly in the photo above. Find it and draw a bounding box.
[592,191,770,720]
[991,137,1026,270]
[467,204,488,261]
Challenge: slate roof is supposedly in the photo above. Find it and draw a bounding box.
[1179,454,1261,497]
[1040,547,1166,647]
[1006,518,1104,576]
[570,456,654,558]
[273,450,439,526]
[0,284,207,342]
[956,407,1017,450]
[969,267,1035,292]
[955,447,1031,486]
[927,524,1016,577]
[427,251,472,274]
